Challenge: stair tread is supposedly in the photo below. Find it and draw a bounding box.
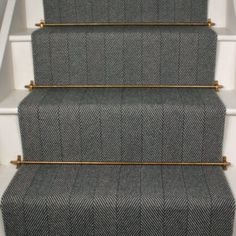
[32,27,217,86]
[2,164,235,234]
[1,89,236,115]
[1,164,235,227]
[1,164,235,210]
[9,27,236,42]
[2,165,234,235]
[18,89,225,163]
[43,0,208,24]
[220,90,236,115]
[0,90,29,114]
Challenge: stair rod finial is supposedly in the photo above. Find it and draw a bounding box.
[10,155,22,169]
[38,20,45,28]
[208,18,215,27]
[25,80,35,91]
[215,81,223,92]
[222,156,230,170]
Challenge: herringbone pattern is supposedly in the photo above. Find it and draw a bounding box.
[32,27,217,85]
[2,0,235,235]
[43,0,208,23]
[19,89,225,163]
[2,165,235,236]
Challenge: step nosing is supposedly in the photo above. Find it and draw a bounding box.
[9,32,236,42]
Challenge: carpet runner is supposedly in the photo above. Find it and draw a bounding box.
[43,0,208,23]
[1,0,235,235]
[32,27,216,85]
[18,89,225,163]
[2,165,234,235]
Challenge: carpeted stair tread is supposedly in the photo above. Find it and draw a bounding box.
[19,88,225,163]
[32,27,217,85]
[43,0,208,23]
[2,165,234,236]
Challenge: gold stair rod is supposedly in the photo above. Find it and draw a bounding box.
[36,19,215,28]
[11,156,230,170]
[25,81,223,92]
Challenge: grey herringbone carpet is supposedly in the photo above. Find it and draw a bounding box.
[2,165,234,235]
[18,89,225,163]
[43,0,208,23]
[1,0,235,235]
[32,27,216,85]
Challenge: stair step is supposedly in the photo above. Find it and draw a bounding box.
[8,27,236,42]
[0,164,235,235]
[2,165,235,235]
[7,27,236,91]
[0,165,236,236]
[0,90,29,115]
[215,27,236,41]
[1,163,235,234]
[0,90,236,116]
[220,90,236,115]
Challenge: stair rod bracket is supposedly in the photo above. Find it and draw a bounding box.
[25,80,223,91]
[11,156,230,170]
[36,19,215,28]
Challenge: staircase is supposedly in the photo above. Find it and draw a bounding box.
[1,0,236,235]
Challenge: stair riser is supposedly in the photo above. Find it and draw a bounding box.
[0,116,236,236]
[0,115,235,165]
[22,0,230,28]
[9,40,236,90]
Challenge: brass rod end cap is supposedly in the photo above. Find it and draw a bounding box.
[214,81,223,92]
[11,155,22,169]
[208,18,215,27]
[223,156,230,170]
[35,20,45,28]
[25,81,35,91]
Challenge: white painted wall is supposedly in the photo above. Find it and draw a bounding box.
[0,0,17,102]
[0,0,7,28]
[215,40,236,90]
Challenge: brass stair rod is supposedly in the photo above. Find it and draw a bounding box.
[36,19,215,28]
[25,81,223,92]
[11,156,230,170]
